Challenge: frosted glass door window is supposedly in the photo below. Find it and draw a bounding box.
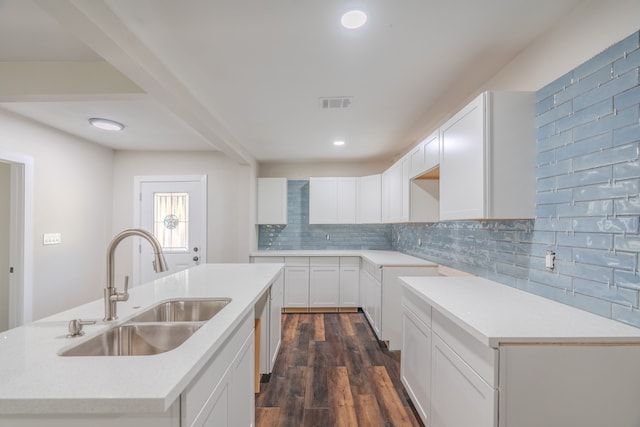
[153,192,189,252]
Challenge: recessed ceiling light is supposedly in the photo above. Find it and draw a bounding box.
[333,140,345,146]
[341,10,367,29]
[88,118,125,132]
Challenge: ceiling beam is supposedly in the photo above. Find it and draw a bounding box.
[0,61,143,101]
[34,0,256,166]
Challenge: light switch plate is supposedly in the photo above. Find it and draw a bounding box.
[43,233,61,245]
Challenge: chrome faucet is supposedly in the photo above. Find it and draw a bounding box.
[104,229,168,321]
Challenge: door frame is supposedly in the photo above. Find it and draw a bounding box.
[133,175,207,285]
[0,149,34,328]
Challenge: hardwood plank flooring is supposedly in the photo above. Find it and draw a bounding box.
[256,313,424,427]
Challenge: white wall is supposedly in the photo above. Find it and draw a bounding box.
[0,162,9,331]
[413,0,640,145]
[0,110,114,320]
[111,151,251,281]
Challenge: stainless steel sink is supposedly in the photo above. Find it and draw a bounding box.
[59,323,202,357]
[59,298,232,357]
[128,298,231,323]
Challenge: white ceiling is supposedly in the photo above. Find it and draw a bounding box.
[0,0,584,164]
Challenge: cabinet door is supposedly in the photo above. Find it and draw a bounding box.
[409,140,426,178]
[284,267,309,307]
[372,278,382,336]
[423,130,440,173]
[440,94,485,220]
[401,308,432,426]
[337,177,356,223]
[269,271,284,369]
[309,266,340,307]
[431,333,496,427]
[257,177,287,224]
[339,259,360,307]
[382,157,409,223]
[228,333,255,427]
[309,177,338,224]
[356,174,381,223]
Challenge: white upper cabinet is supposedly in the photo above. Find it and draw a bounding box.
[257,177,287,224]
[382,156,410,223]
[440,91,535,220]
[356,174,381,224]
[409,130,440,179]
[309,177,356,224]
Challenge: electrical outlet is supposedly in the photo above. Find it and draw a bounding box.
[545,249,556,271]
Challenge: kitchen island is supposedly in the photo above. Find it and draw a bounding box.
[0,263,283,427]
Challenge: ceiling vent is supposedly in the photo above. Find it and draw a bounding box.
[319,96,353,109]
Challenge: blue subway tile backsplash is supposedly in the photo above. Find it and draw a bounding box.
[259,31,640,327]
[258,180,392,250]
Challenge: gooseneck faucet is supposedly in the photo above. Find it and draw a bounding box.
[104,229,168,321]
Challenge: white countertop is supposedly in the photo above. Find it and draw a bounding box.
[251,249,437,268]
[0,263,283,415]
[401,276,640,348]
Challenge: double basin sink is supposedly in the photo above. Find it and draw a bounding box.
[60,298,231,357]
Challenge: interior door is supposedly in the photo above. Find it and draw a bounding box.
[137,176,207,285]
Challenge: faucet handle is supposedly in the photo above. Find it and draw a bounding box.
[67,319,97,338]
[110,275,130,303]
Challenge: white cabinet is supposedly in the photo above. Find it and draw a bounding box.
[309,177,356,224]
[360,259,382,338]
[409,130,440,179]
[431,333,496,427]
[268,271,283,370]
[283,257,309,308]
[257,177,287,224]
[381,266,438,350]
[401,277,640,427]
[440,91,535,220]
[356,174,382,223]
[339,257,360,308]
[182,312,255,427]
[309,257,340,308]
[401,297,432,425]
[250,257,284,374]
[381,156,410,223]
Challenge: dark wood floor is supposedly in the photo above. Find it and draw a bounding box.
[255,312,425,427]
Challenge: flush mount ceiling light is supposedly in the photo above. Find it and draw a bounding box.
[333,140,345,146]
[88,118,125,132]
[341,10,367,29]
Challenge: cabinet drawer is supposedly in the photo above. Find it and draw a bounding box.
[340,256,360,267]
[285,256,310,266]
[402,285,432,328]
[432,310,498,387]
[251,256,285,264]
[310,256,339,267]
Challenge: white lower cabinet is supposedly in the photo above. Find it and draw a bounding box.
[309,257,340,308]
[431,333,496,427]
[401,279,640,427]
[339,257,360,308]
[401,305,432,424]
[360,260,382,337]
[268,271,284,369]
[283,257,310,308]
[182,312,255,427]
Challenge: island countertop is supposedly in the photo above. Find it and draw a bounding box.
[0,263,283,415]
